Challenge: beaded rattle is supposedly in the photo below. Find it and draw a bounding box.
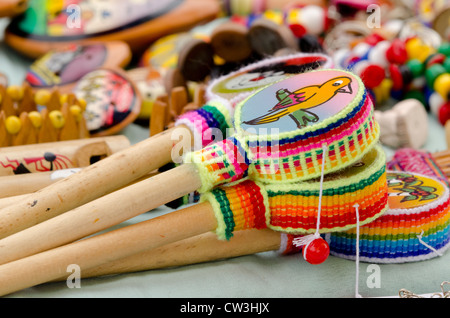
[327,171,450,263]
[0,83,89,147]
[0,58,335,240]
[0,69,380,266]
[0,144,387,295]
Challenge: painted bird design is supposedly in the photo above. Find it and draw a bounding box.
[243,76,353,129]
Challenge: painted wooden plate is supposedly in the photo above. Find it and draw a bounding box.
[24,41,131,93]
[72,68,141,137]
[4,0,220,58]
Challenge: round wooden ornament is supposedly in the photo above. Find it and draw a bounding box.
[24,41,132,94]
[72,68,141,137]
[4,0,220,59]
[206,53,333,106]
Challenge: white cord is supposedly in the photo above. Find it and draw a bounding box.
[354,204,362,298]
[417,230,444,257]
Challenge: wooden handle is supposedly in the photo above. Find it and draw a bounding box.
[62,228,282,280]
[0,169,81,198]
[0,201,217,296]
[0,125,192,239]
[0,194,28,210]
[0,163,202,265]
[0,135,130,176]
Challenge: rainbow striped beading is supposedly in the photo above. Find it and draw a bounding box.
[202,145,388,240]
[175,98,233,151]
[327,172,450,263]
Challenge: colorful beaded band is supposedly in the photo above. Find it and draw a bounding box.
[206,53,333,107]
[202,145,387,240]
[174,98,233,151]
[202,179,270,241]
[246,92,379,184]
[278,233,303,255]
[327,172,450,263]
[266,144,388,234]
[187,69,380,193]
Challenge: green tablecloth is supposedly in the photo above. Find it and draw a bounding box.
[1,18,449,299]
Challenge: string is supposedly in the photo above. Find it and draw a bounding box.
[293,144,328,247]
[353,203,362,298]
[417,230,444,257]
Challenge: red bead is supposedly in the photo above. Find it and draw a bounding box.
[386,39,408,65]
[289,23,306,38]
[302,237,330,265]
[438,101,450,126]
[364,33,385,46]
[360,64,385,88]
[389,64,404,91]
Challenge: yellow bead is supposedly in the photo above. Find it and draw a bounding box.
[5,116,21,134]
[77,98,87,110]
[434,73,450,100]
[416,45,435,63]
[6,85,24,101]
[34,89,52,105]
[405,38,430,61]
[60,94,68,105]
[28,111,43,128]
[380,78,393,101]
[49,110,65,129]
[262,10,284,25]
[69,105,83,122]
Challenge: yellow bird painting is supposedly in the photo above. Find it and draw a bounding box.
[243,76,353,129]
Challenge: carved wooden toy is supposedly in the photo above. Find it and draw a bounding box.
[0,135,130,176]
[24,41,132,94]
[0,83,90,147]
[4,0,220,59]
[374,98,429,150]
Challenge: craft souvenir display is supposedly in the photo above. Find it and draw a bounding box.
[4,0,220,59]
[24,41,132,93]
